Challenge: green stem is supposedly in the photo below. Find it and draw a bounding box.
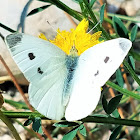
[45,0,83,21]
[94,11,113,25]
[82,116,140,127]
[107,13,140,23]
[2,111,140,127]
[82,0,111,40]
[83,0,98,24]
[106,81,140,100]
[123,60,140,86]
[3,111,45,118]
[0,110,21,140]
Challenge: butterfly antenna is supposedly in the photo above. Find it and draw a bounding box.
[87,20,101,34]
[46,20,70,45]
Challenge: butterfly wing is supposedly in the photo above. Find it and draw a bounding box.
[5,33,67,120]
[65,38,132,121]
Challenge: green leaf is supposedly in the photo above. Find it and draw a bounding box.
[107,94,123,114]
[116,68,124,87]
[136,86,140,92]
[130,24,138,42]
[90,0,96,8]
[37,0,83,22]
[130,51,140,61]
[78,124,87,136]
[106,81,140,100]
[72,0,83,3]
[124,60,140,86]
[111,109,120,118]
[24,118,33,126]
[128,55,135,70]
[109,126,122,140]
[113,16,129,38]
[5,99,28,109]
[102,94,108,114]
[62,125,79,140]
[54,121,79,127]
[32,117,43,134]
[90,127,100,133]
[0,111,22,140]
[102,94,123,114]
[27,5,51,16]
[100,4,106,23]
[92,114,108,117]
[79,2,88,18]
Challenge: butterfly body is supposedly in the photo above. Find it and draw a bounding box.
[5,33,132,121]
[63,55,78,106]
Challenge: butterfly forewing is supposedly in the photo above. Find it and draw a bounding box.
[6,33,68,120]
[65,38,132,121]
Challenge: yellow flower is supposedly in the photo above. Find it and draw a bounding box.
[39,19,102,56]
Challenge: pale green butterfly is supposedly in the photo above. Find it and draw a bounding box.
[5,20,132,121]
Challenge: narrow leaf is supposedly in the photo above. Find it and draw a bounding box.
[5,99,28,109]
[130,51,140,61]
[106,81,140,100]
[24,118,33,126]
[102,94,109,114]
[116,68,124,87]
[131,24,138,42]
[72,0,83,3]
[0,111,22,140]
[111,109,120,118]
[90,0,96,7]
[136,87,140,92]
[113,16,129,38]
[107,94,123,114]
[79,124,87,136]
[32,117,43,134]
[128,55,135,70]
[124,60,140,86]
[109,126,122,140]
[54,121,79,127]
[100,4,106,23]
[62,126,79,140]
[27,5,51,16]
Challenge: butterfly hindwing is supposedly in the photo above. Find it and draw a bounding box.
[65,38,132,121]
[6,33,68,120]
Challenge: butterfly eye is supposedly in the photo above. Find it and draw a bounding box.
[28,53,35,60]
[104,56,110,63]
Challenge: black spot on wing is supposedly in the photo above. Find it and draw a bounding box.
[6,33,22,48]
[28,53,35,60]
[37,67,43,74]
[104,56,109,63]
[94,70,99,76]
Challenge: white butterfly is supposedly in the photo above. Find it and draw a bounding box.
[5,33,132,121]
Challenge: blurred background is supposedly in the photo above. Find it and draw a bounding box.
[0,0,140,139]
